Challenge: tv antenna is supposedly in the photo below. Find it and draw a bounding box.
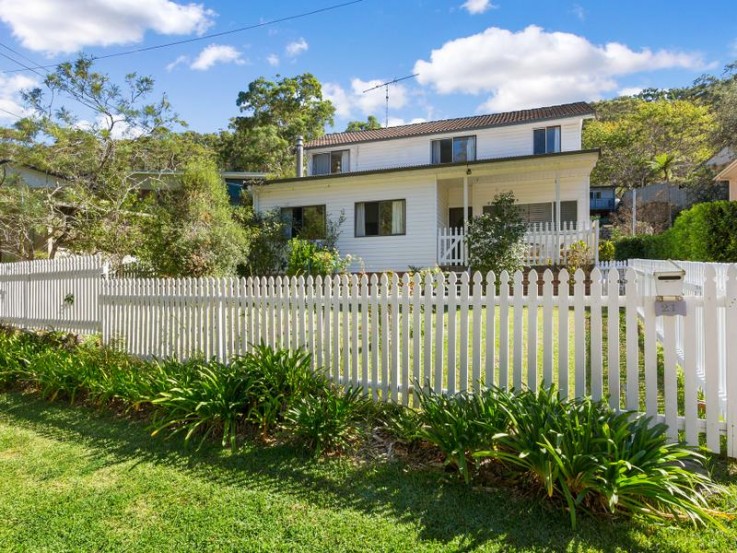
[362,73,418,128]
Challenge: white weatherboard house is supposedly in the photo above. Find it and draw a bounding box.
[252,102,600,273]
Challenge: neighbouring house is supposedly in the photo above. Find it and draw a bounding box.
[0,161,72,189]
[589,184,618,224]
[714,159,737,201]
[129,170,266,205]
[251,102,599,272]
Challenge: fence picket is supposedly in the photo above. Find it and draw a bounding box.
[590,268,603,401]
[703,266,720,451]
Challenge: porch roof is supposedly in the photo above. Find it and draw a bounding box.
[266,149,600,187]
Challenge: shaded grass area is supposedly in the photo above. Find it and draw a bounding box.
[1,391,736,553]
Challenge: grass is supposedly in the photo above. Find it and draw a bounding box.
[2,391,736,552]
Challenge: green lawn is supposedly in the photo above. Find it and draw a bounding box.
[1,392,735,553]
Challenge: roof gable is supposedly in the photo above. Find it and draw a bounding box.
[306,101,594,149]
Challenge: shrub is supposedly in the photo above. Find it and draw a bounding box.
[415,386,510,483]
[613,234,664,260]
[467,191,527,275]
[149,358,251,451]
[475,387,724,528]
[566,240,593,273]
[284,385,368,457]
[598,239,615,262]
[235,344,326,437]
[286,238,352,276]
[664,201,737,262]
[148,346,325,449]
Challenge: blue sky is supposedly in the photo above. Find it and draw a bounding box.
[0,0,734,135]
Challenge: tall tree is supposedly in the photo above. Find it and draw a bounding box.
[2,56,186,260]
[345,115,382,132]
[584,98,715,190]
[223,74,335,177]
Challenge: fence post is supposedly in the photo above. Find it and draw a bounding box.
[726,266,737,457]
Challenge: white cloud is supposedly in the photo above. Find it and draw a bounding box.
[285,38,309,57]
[388,116,427,127]
[190,44,245,70]
[266,54,280,67]
[323,82,352,118]
[165,55,189,72]
[414,25,705,112]
[618,86,643,97]
[324,78,410,120]
[0,73,37,122]
[461,0,496,15]
[0,0,215,55]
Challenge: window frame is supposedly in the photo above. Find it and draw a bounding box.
[311,149,350,175]
[354,199,407,238]
[431,135,477,164]
[280,204,327,240]
[532,125,561,155]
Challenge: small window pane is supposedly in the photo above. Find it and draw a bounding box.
[440,139,452,163]
[281,205,326,239]
[533,129,546,154]
[453,137,469,162]
[312,153,330,175]
[355,200,405,236]
[547,126,561,153]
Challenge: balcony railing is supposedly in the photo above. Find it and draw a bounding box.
[590,198,616,211]
[438,221,599,267]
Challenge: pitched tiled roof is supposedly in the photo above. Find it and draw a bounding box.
[306,102,595,149]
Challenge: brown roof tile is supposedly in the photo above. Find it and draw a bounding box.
[306,102,595,149]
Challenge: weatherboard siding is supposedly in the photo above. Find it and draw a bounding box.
[307,117,584,175]
[257,174,438,272]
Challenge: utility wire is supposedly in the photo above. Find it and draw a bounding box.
[1,0,365,74]
[0,41,117,119]
[0,106,23,120]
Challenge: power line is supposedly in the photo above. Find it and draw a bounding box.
[0,41,120,120]
[0,106,23,120]
[1,0,365,74]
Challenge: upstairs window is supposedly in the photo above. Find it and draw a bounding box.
[281,205,326,239]
[355,199,406,237]
[312,150,349,175]
[431,136,476,164]
[533,126,561,154]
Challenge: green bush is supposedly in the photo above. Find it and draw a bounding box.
[598,239,615,262]
[235,344,326,437]
[616,201,737,262]
[284,385,368,457]
[149,345,325,450]
[613,234,665,260]
[665,201,737,261]
[475,387,723,528]
[286,238,352,276]
[467,191,527,275]
[415,386,511,483]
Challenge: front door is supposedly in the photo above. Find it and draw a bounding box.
[449,207,473,228]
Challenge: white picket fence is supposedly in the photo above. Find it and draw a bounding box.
[0,256,106,335]
[3,256,737,456]
[438,221,599,267]
[100,267,737,456]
